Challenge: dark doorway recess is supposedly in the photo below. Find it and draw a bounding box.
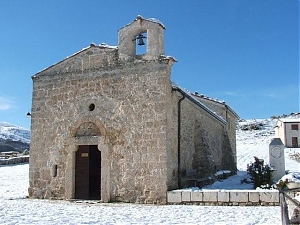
[75,145,101,200]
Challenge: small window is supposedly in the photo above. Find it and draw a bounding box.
[291,124,298,130]
[89,103,95,111]
[51,164,57,177]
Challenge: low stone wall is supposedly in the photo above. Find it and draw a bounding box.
[0,156,29,165]
[167,189,295,206]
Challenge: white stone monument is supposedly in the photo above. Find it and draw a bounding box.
[269,138,285,181]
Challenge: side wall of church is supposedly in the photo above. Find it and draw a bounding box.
[195,98,238,170]
[29,47,173,204]
[174,98,236,187]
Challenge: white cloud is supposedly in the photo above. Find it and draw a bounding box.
[223,91,245,97]
[0,96,14,110]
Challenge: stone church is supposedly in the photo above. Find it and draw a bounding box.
[28,16,238,204]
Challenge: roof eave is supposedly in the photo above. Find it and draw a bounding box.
[32,44,118,79]
[172,86,227,125]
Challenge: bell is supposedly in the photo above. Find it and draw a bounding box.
[26,112,31,117]
[137,34,146,46]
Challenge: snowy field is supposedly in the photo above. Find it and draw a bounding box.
[0,164,280,225]
[236,118,300,173]
[1,117,299,224]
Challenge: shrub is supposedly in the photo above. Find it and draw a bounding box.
[247,156,272,189]
[240,122,263,131]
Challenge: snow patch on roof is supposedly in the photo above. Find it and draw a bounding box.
[145,17,166,29]
[279,118,300,123]
[34,43,117,76]
[192,92,239,119]
[192,92,226,104]
[172,82,227,124]
[98,43,118,49]
[121,15,166,30]
[159,55,177,62]
[135,15,165,29]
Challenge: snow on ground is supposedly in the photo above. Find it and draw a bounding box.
[202,171,252,190]
[237,119,276,171]
[1,164,280,225]
[192,116,300,191]
[1,117,300,224]
[236,118,300,173]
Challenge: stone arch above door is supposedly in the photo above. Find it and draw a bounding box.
[75,122,101,137]
[69,117,106,138]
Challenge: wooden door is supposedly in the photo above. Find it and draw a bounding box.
[89,145,101,200]
[75,145,101,200]
[292,137,298,148]
[75,145,90,199]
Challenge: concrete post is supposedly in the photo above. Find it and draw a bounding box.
[269,138,285,181]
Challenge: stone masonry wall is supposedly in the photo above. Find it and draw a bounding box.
[195,97,238,171]
[29,46,174,204]
[177,99,236,187]
[118,16,164,61]
[165,92,181,190]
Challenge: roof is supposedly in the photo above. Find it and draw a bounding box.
[119,15,166,31]
[278,118,300,123]
[191,92,239,119]
[192,92,226,104]
[171,83,227,125]
[33,43,117,78]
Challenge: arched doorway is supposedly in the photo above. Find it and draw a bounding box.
[73,122,102,200]
[75,145,101,200]
[65,120,110,201]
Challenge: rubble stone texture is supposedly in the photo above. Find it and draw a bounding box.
[28,16,238,204]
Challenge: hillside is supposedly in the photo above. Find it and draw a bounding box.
[0,122,30,153]
[236,112,300,172]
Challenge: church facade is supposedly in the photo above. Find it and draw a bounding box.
[28,16,238,204]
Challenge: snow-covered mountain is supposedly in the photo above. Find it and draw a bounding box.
[0,122,30,153]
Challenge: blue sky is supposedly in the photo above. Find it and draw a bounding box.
[0,1,299,129]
